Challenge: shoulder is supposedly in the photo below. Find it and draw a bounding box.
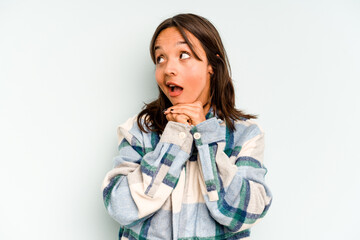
[116,114,142,145]
[234,118,264,132]
[116,114,155,145]
[232,118,265,141]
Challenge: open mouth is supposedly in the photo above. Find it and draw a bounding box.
[169,84,183,92]
[167,83,183,97]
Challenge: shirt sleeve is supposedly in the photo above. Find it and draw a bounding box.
[101,116,193,227]
[190,117,272,232]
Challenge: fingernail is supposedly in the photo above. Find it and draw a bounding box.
[162,108,168,113]
[170,108,174,111]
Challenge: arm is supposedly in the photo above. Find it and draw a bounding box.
[101,116,193,227]
[191,117,272,232]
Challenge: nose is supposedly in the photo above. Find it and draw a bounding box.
[164,58,178,76]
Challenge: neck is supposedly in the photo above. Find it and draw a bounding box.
[203,101,211,115]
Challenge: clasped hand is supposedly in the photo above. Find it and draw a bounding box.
[163,101,207,126]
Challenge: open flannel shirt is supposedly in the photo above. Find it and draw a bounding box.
[102,109,272,240]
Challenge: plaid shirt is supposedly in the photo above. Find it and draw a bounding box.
[102,110,272,240]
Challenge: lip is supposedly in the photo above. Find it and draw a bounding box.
[169,89,183,97]
[166,81,183,88]
[166,81,183,97]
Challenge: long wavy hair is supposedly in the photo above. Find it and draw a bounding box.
[137,13,257,135]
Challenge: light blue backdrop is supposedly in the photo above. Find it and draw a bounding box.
[1,0,359,239]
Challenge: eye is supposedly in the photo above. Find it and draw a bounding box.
[180,52,190,59]
[156,56,164,64]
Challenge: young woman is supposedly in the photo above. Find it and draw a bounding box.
[102,13,272,240]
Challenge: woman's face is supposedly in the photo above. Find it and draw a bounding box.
[154,27,213,107]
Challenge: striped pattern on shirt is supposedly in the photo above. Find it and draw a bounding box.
[102,110,272,240]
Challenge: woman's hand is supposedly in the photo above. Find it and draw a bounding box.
[164,101,207,126]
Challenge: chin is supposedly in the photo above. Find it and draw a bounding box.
[168,95,199,105]
[171,100,191,105]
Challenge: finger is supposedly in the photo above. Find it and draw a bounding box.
[166,101,203,109]
[169,105,201,114]
[165,102,202,112]
[165,113,173,122]
[166,105,202,117]
[166,112,179,122]
[166,113,191,125]
[164,107,199,121]
[163,101,208,125]
[168,106,205,124]
[175,114,190,125]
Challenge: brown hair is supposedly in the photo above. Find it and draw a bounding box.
[137,13,257,135]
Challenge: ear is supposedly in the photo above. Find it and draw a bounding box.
[207,64,214,75]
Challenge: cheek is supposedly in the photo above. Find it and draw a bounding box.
[185,66,208,88]
[155,70,167,93]
[155,69,162,85]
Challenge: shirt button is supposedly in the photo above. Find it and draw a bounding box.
[179,132,186,139]
[193,132,201,140]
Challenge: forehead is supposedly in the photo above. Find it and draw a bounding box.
[155,27,184,43]
[154,27,201,50]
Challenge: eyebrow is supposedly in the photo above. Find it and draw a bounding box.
[154,41,187,51]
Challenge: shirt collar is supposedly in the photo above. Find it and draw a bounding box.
[205,106,218,120]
